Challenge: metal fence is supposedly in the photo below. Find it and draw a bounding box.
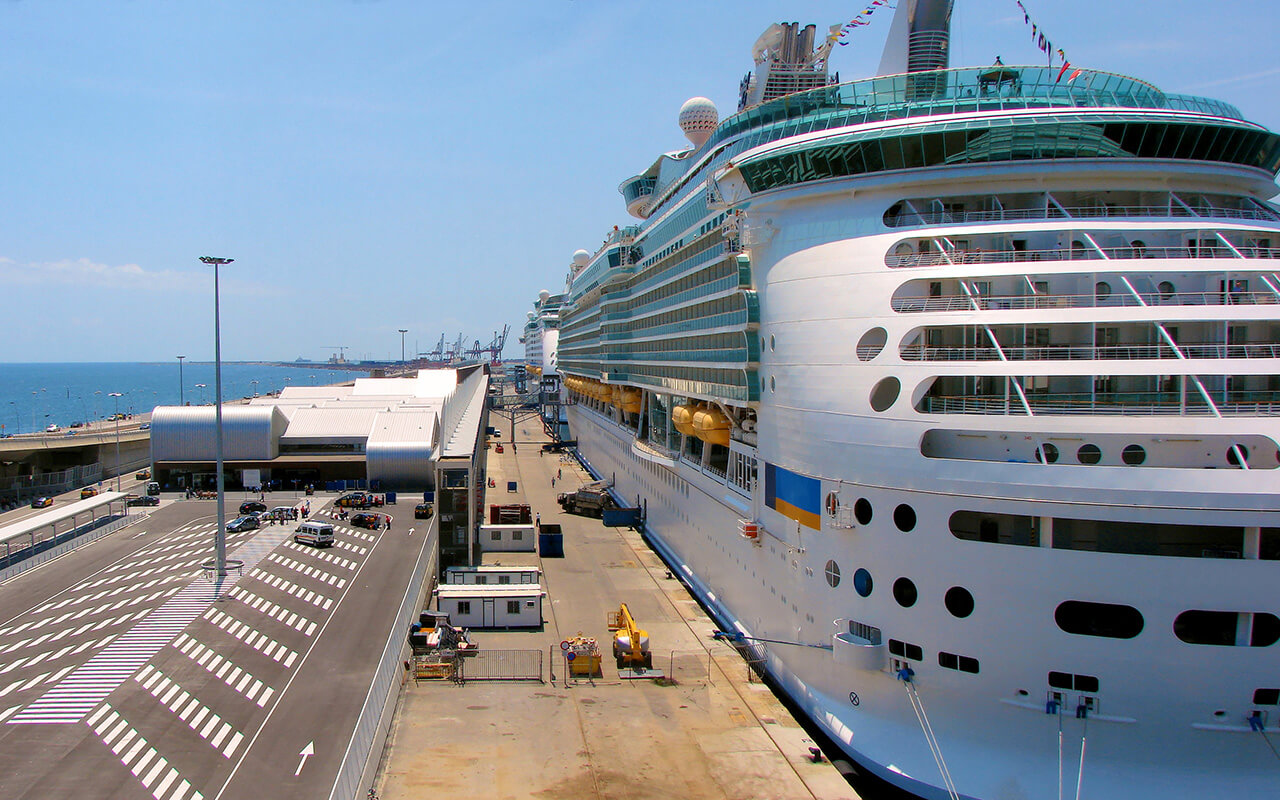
[456,649,543,683]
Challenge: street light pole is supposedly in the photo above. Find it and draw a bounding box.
[399,329,408,371]
[108,392,123,491]
[201,256,234,578]
[177,355,186,406]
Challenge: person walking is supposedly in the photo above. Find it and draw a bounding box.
[557,468,562,480]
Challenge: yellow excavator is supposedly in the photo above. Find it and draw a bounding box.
[607,603,652,670]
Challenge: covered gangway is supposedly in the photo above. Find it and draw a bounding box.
[0,491,129,568]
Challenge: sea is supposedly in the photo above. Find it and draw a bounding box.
[0,362,371,434]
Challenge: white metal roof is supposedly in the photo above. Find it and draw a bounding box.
[367,410,438,445]
[279,407,379,440]
[0,492,129,545]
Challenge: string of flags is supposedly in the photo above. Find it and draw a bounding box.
[828,0,894,47]
[1015,1,1083,82]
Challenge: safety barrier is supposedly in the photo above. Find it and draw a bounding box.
[456,649,543,683]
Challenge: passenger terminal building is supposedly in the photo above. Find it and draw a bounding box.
[149,367,490,568]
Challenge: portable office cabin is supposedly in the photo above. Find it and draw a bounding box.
[435,585,544,629]
[478,524,537,553]
[444,565,540,585]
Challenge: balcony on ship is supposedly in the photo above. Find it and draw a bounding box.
[883,189,1280,229]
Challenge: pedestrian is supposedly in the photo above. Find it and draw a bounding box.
[557,468,562,480]
[536,512,541,526]
[551,477,555,488]
[386,515,392,531]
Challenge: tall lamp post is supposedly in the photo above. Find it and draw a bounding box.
[398,329,408,371]
[177,355,186,405]
[195,383,207,404]
[201,256,233,578]
[108,392,123,490]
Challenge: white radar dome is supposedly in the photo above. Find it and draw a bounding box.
[538,289,551,302]
[571,250,591,267]
[678,97,719,148]
[527,311,536,320]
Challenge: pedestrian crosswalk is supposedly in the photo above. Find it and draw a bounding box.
[87,702,204,800]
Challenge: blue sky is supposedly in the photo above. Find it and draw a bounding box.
[3,0,1278,363]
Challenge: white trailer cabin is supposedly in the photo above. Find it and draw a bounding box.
[444,565,541,585]
[435,585,544,629]
[478,523,537,553]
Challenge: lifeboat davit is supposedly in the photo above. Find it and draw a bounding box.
[671,404,696,436]
[618,387,642,414]
[692,406,731,447]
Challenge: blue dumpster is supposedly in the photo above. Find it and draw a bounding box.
[386,491,397,505]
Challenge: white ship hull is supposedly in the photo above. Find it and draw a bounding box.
[568,400,1278,800]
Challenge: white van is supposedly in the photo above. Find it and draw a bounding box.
[293,521,334,548]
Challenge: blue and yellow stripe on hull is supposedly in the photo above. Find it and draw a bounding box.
[764,462,821,530]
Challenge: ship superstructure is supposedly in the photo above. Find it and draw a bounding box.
[547,2,1280,798]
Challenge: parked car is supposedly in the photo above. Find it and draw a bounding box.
[226,516,260,533]
[265,506,298,521]
[31,497,53,509]
[126,494,160,507]
[350,511,386,530]
[414,503,434,519]
[139,422,151,430]
[336,492,373,509]
[45,424,59,433]
[135,469,151,480]
[239,500,267,514]
[80,487,99,499]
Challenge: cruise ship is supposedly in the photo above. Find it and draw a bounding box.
[536,2,1280,798]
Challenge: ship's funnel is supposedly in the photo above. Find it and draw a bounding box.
[878,0,954,77]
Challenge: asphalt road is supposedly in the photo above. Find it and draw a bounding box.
[0,491,431,800]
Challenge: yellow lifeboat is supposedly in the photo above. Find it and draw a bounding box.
[692,406,731,447]
[618,387,643,414]
[671,404,696,436]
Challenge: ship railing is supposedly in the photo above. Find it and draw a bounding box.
[887,246,1280,268]
[885,204,1280,228]
[920,394,1280,416]
[902,342,1280,362]
[892,289,1280,313]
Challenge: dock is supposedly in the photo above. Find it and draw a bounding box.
[373,421,858,800]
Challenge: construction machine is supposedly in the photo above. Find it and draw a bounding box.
[607,603,652,670]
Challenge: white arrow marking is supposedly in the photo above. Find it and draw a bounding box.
[408,527,415,536]
[295,741,314,776]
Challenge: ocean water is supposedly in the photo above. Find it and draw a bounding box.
[0,362,370,434]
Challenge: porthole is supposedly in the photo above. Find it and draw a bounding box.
[854,498,873,526]
[1077,444,1102,465]
[1095,281,1112,299]
[1175,610,1280,646]
[824,560,841,588]
[945,587,974,618]
[770,375,776,393]
[892,577,918,608]
[1036,443,1060,464]
[1158,280,1175,299]
[893,504,916,532]
[770,334,776,352]
[1227,443,1250,466]
[869,377,900,412]
[853,568,873,597]
[1055,600,1144,639]
[856,328,887,361]
[825,492,840,516]
[1122,445,1146,465]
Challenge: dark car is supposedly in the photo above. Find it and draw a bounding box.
[350,512,385,530]
[226,516,260,533]
[126,494,160,507]
[414,503,434,520]
[31,497,53,509]
[239,501,267,514]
